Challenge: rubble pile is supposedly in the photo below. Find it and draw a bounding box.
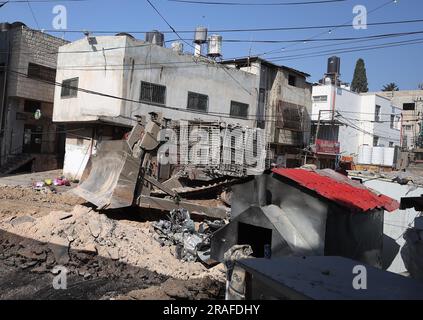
[152,209,225,263]
[0,205,225,288]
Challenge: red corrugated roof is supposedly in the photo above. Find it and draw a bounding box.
[272,168,399,212]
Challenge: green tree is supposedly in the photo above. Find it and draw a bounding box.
[382,82,399,92]
[351,58,369,93]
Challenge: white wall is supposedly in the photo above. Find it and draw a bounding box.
[53,36,258,128]
[53,36,128,123]
[353,177,423,274]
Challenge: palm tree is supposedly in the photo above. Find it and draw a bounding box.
[382,83,399,92]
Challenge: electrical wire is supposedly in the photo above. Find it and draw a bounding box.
[268,37,423,62]
[34,18,423,35]
[168,0,348,6]
[25,0,40,30]
[145,0,253,96]
[256,0,398,57]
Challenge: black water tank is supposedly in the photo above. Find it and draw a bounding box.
[0,22,11,32]
[10,21,27,29]
[145,30,164,47]
[327,56,340,75]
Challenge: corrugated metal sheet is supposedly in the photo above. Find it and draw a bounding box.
[272,168,399,212]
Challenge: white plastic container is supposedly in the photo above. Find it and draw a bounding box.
[383,147,395,167]
[371,147,384,166]
[358,145,373,165]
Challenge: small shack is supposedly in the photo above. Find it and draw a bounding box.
[211,168,399,268]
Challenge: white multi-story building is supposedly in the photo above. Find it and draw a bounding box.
[53,32,312,178]
[311,84,401,168]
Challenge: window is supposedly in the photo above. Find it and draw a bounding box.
[140,81,166,105]
[61,78,79,98]
[27,63,56,82]
[373,136,379,147]
[288,74,297,87]
[404,125,413,131]
[403,103,416,111]
[375,105,381,122]
[389,142,394,148]
[187,91,208,112]
[24,99,41,113]
[230,101,249,119]
[313,95,328,102]
[390,115,395,129]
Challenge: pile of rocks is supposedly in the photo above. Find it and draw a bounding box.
[0,205,225,284]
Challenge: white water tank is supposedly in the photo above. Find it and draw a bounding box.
[208,34,222,57]
[194,26,208,44]
[383,147,395,167]
[358,145,372,165]
[372,147,384,165]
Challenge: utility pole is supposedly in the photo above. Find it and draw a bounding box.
[315,110,322,144]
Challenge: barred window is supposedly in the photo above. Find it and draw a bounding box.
[140,81,166,105]
[403,103,416,111]
[27,63,56,82]
[187,91,208,112]
[61,78,79,98]
[230,101,249,119]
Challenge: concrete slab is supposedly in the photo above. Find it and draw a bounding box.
[237,256,423,300]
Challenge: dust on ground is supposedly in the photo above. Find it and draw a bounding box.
[0,185,226,300]
[0,185,84,219]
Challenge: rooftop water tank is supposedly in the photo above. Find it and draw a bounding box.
[207,34,222,57]
[145,30,164,47]
[327,56,341,75]
[358,145,372,165]
[194,26,208,44]
[0,23,11,32]
[115,32,135,40]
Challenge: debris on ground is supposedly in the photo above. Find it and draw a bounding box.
[0,204,225,299]
[114,277,223,300]
[33,176,71,193]
[152,209,226,263]
[0,186,83,220]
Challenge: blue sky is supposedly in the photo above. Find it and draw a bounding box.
[1,0,422,91]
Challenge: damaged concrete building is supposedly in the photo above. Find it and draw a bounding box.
[52,31,313,179]
[222,57,312,168]
[0,22,68,175]
[52,32,260,180]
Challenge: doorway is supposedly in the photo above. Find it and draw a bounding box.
[238,222,272,258]
[23,125,43,154]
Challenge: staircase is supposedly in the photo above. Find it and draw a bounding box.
[0,153,36,176]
